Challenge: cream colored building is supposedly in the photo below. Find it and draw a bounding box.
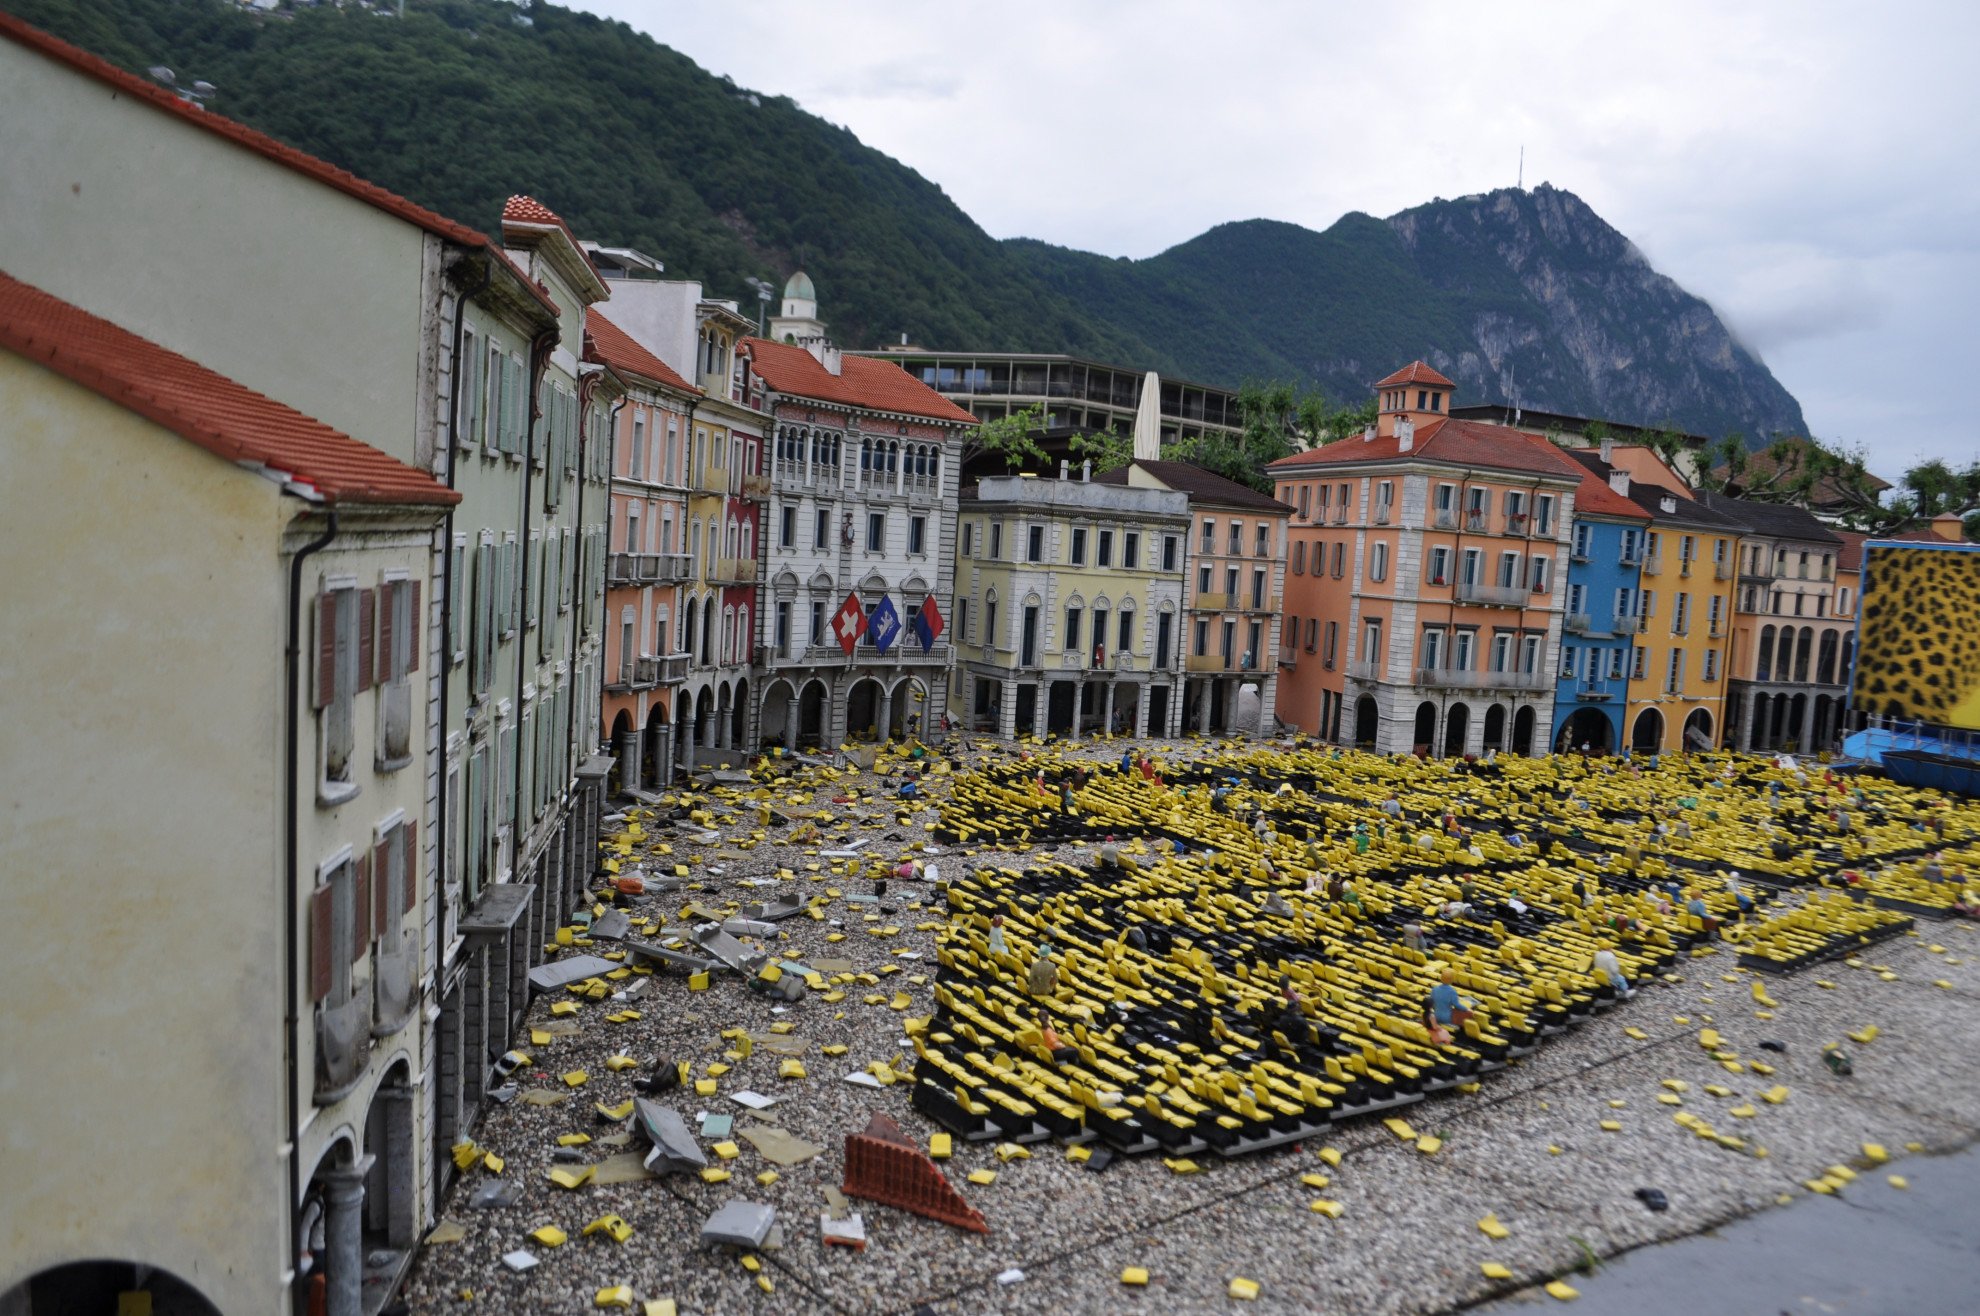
[0,273,456,1315]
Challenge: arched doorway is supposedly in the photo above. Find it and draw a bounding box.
[1047,680,1077,735]
[760,679,797,750]
[730,678,750,749]
[1443,702,1470,758]
[1481,703,1508,751]
[798,680,827,748]
[607,709,633,793]
[694,688,715,751]
[1683,708,1713,752]
[1631,707,1664,755]
[716,684,734,751]
[1412,701,1437,753]
[1558,707,1613,755]
[1355,696,1380,748]
[1,1262,221,1315]
[891,677,927,739]
[675,697,695,772]
[363,1060,417,1252]
[846,679,882,741]
[1511,705,1536,756]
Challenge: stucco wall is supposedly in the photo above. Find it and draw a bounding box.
[0,38,429,461]
[0,355,290,1311]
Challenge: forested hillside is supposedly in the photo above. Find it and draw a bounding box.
[6,0,1808,440]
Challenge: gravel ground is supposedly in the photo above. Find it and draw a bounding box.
[403,739,1980,1315]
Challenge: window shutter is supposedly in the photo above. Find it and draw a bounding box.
[310,884,335,1002]
[401,819,419,914]
[377,583,396,686]
[374,837,392,933]
[352,851,372,959]
[315,592,338,710]
[406,580,421,673]
[357,588,376,693]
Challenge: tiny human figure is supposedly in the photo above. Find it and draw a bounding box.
[1402,922,1427,953]
[1026,945,1059,997]
[1119,749,1134,774]
[1593,943,1631,997]
[1381,793,1403,819]
[1139,755,1155,781]
[1039,1017,1076,1064]
[1426,969,1474,1044]
[1725,871,1753,918]
[987,915,1008,957]
[1060,783,1077,816]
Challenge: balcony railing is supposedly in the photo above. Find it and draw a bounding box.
[1111,652,1144,672]
[1715,561,1734,581]
[1185,653,1228,673]
[1245,594,1282,613]
[1678,558,1694,577]
[710,558,757,586]
[607,553,636,586]
[1278,645,1298,667]
[1193,590,1233,610]
[1434,510,1458,530]
[1708,622,1725,639]
[1574,681,1616,702]
[1373,504,1393,525]
[1454,581,1531,607]
[610,553,693,586]
[1465,512,1489,532]
[1414,666,1550,692]
[1612,613,1645,633]
[1619,550,1643,567]
[786,640,953,666]
[657,653,691,683]
[1640,552,1662,574]
[738,473,771,499]
[654,552,692,583]
[1346,658,1383,681]
[1564,613,1593,635]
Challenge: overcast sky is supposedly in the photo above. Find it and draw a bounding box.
[579,0,1977,476]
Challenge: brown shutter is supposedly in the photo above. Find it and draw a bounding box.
[401,819,419,913]
[374,838,392,933]
[377,582,396,686]
[315,593,338,710]
[310,884,334,1002]
[352,851,372,958]
[357,589,376,693]
[406,580,421,673]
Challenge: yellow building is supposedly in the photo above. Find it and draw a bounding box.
[1568,446,1746,753]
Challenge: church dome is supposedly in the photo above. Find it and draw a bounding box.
[782,270,816,302]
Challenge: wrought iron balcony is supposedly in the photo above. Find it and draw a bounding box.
[1454,581,1531,607]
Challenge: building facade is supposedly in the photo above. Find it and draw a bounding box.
[1551,468,1649,753]
[1271,363,1582,756]
[0,22,616,1311]
[1699,492,1851,753]
[1,271,456,1316]
[748,279,977,748]
[955,470,1191,737]
[1098,460,1290,735]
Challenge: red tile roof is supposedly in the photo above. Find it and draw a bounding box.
[1376,360,1456,389]
[1,270,457,507]
[587,311,696,394]
[1568,465,1651,521]
[1268,417,1584,481]
[1834,530,1868,572]
[743,338,977,424]
[503,194,571,232]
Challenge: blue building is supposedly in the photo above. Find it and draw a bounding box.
[1552,464,1649,753]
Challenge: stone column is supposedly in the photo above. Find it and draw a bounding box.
[878,688,894,741]
[1102,681,1116,736]
[680,714,697,772]
[1035,680,1048,735]
[322,1165,369,1316]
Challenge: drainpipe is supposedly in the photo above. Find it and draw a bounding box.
[566,376,617,824]
[284,504,339,1290]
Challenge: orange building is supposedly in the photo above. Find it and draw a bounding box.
[1271,362,1586,756]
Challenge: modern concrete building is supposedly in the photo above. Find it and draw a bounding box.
[1271,363,1582,756]
[854,346,1242,449]
[955,467,1191,737]
[1098,459,1291,735]
[0,18,616,1311]
[748,276,978,748]
[0,272,457,1316]
[1699,492,1852,752]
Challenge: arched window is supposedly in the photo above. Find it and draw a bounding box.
[740,520,754,560]
[701,597,716,664]
[683,594,699,656]
[1117,603,1136,654]
[737,605,751,661]
[722,606,736,663]
[1756,625,1775,681]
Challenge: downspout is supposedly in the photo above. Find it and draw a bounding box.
[284,503,338,1291]
[512,327,556,854]
[565,375,616,809]
[435,257,490,969]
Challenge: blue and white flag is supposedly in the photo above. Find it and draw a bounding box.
[868,595,902,654]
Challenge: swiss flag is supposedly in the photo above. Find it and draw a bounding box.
[832,591,867,655]
[912,596,945,652]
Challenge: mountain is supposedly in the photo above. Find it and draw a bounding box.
[5,0,1808,442]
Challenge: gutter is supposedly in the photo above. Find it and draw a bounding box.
[283,505,338,1292]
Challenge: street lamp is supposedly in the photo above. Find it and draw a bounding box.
[743,276,775,338]
[149,64,216,108]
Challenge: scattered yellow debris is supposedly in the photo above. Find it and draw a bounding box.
[1478,1214,1512,1240]
[1228,1278,1260,1300]
[1121,1267,1150,1286]
[1546,1279,1580,1301]
[529,1226,567,1247]
[1481,1262,1513,1280]
[1309,1199,1344,1218]
[1888,1174,1910,1190]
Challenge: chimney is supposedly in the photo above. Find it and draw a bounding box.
[1600,436,1614,463]
[1608,469,1631,497]
[1362,423,1377,443]
[1932,512,1964,541]
[1396,417,1415,451]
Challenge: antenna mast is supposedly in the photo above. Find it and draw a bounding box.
[1518,145,1524,190]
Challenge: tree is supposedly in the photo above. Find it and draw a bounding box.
[965,404,1047,472]
[1068,426,1133,474]
[1165,380,1345,493]
[1698,432,1980,538]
